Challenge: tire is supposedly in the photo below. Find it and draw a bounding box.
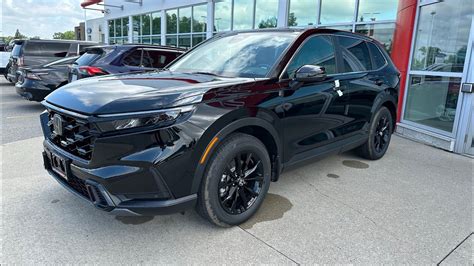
[196,133,271,227]
[357,106,393,160]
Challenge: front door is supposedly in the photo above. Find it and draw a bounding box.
[280,35,364,163]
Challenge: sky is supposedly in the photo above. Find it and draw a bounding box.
[1,0,103,39]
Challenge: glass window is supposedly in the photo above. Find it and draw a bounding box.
[320,25,353,32]
[337,36,372,72]
[115,19,122,37]
[152,12,161,35]
[355,23,395,54]
[132,15,141,39]
[167,9,178,34]
[404,75,461,132]
[108,20,114,38]
[286,36,336,77]
[140,36,151,44]
[144,50,178,68]
[411,0,472,72]
[142,14,151,35]
[166,35,178,47]
[358,0,398,22]
[192,34,206,46]
[214,0,232,31]
[178,35,191,49]
[170,32,296,78]
[23,42,71,57]
[123,17,129,37]
[255,0,278,29]
[233,0,254,30]
[193,5,207,33]
[288,0,317,27]
[152,36,161,45]
[123,49,142,66]
[320,0,355,24]
[367,42,387,69]
[179,7,192,33]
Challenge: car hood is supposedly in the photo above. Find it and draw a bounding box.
[44,71,256,115]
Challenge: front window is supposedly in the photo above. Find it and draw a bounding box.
[169,32,297,78]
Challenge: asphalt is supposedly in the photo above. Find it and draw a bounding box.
[1,76,473,264]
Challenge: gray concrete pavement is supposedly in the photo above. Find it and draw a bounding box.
[1,76,473,264]
[0,77,45,144]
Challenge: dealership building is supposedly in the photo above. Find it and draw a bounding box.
[80,0,474,156]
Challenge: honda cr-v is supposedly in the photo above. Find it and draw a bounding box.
[40,29,399,227]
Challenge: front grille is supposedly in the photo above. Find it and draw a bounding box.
[67,175,90,199]
[47,110,96,160]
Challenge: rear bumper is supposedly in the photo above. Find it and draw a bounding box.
[16,80,51,101]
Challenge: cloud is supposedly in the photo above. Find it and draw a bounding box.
[1,0,103,39]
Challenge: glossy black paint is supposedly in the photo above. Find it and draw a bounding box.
[41,29,400,215]
[68,44,184,82]
[15,56,79,101]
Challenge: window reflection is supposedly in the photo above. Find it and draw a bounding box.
[233,0,254,30]
[152,12,161,35]
[320,0,355,24]
[167,9,178,34]
[286,36,336,77]
[355,23,395,54]
[123,17,129,37]
[193,5,207,33]
[404,75,461,132]
[255,0,278,28]
[142,14,151,36]
[215,0,232,31]
[179,7,191,33]
[115,19,122,37]
[358,0,398,22]
[133,15,141,38]
[288,0,317,27]
[411,0,472,72]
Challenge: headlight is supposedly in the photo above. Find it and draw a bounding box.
[95,106,194,133]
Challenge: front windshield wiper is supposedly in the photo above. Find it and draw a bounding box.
[189,71,227,77]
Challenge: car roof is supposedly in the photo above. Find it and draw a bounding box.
[16,39,98,45]
[215,27,375,42]
[85,44,186,52]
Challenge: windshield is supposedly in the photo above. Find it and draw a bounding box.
[169,32,297,78]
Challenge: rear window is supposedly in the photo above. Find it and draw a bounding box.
[143,50,181,68]
[367,42,387,69]
[75,48,113,66]
[23,42,71,57]
[12,44,23,57]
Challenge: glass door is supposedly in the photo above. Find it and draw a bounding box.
[402,0,473,137]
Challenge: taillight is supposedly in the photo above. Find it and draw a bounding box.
[78,66,107,76]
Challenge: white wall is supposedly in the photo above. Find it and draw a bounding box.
[85,17,106,43]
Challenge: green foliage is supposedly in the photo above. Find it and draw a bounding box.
[53,31,76,40]
[258,17,277,29]
[288,12,297,27]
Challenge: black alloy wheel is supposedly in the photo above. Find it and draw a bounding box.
[196,133,271,227]
[218,152,264,215]
[374,115,391,153]
[357,106,393,160]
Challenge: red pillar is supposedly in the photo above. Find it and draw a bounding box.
[390,0,418,122]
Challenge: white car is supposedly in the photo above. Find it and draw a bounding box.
[0,42,10,79]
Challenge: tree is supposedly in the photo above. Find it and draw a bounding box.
[53,31,76,40]
[258,17,277,29]
[288,12,297,27]
[14,29,27,39]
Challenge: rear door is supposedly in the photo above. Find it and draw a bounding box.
[333,35,387,135]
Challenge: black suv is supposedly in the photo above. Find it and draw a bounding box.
[7,39,97,83]
[68,45,184,82]
[41,29,399,227]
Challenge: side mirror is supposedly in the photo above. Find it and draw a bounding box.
[294,65,327,83]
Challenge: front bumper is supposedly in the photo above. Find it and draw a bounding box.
[43,146,197,216]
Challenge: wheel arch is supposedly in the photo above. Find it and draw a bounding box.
[371,90,398,132]
[190,116,283,195]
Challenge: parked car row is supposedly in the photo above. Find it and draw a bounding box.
[6,39,184,101]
